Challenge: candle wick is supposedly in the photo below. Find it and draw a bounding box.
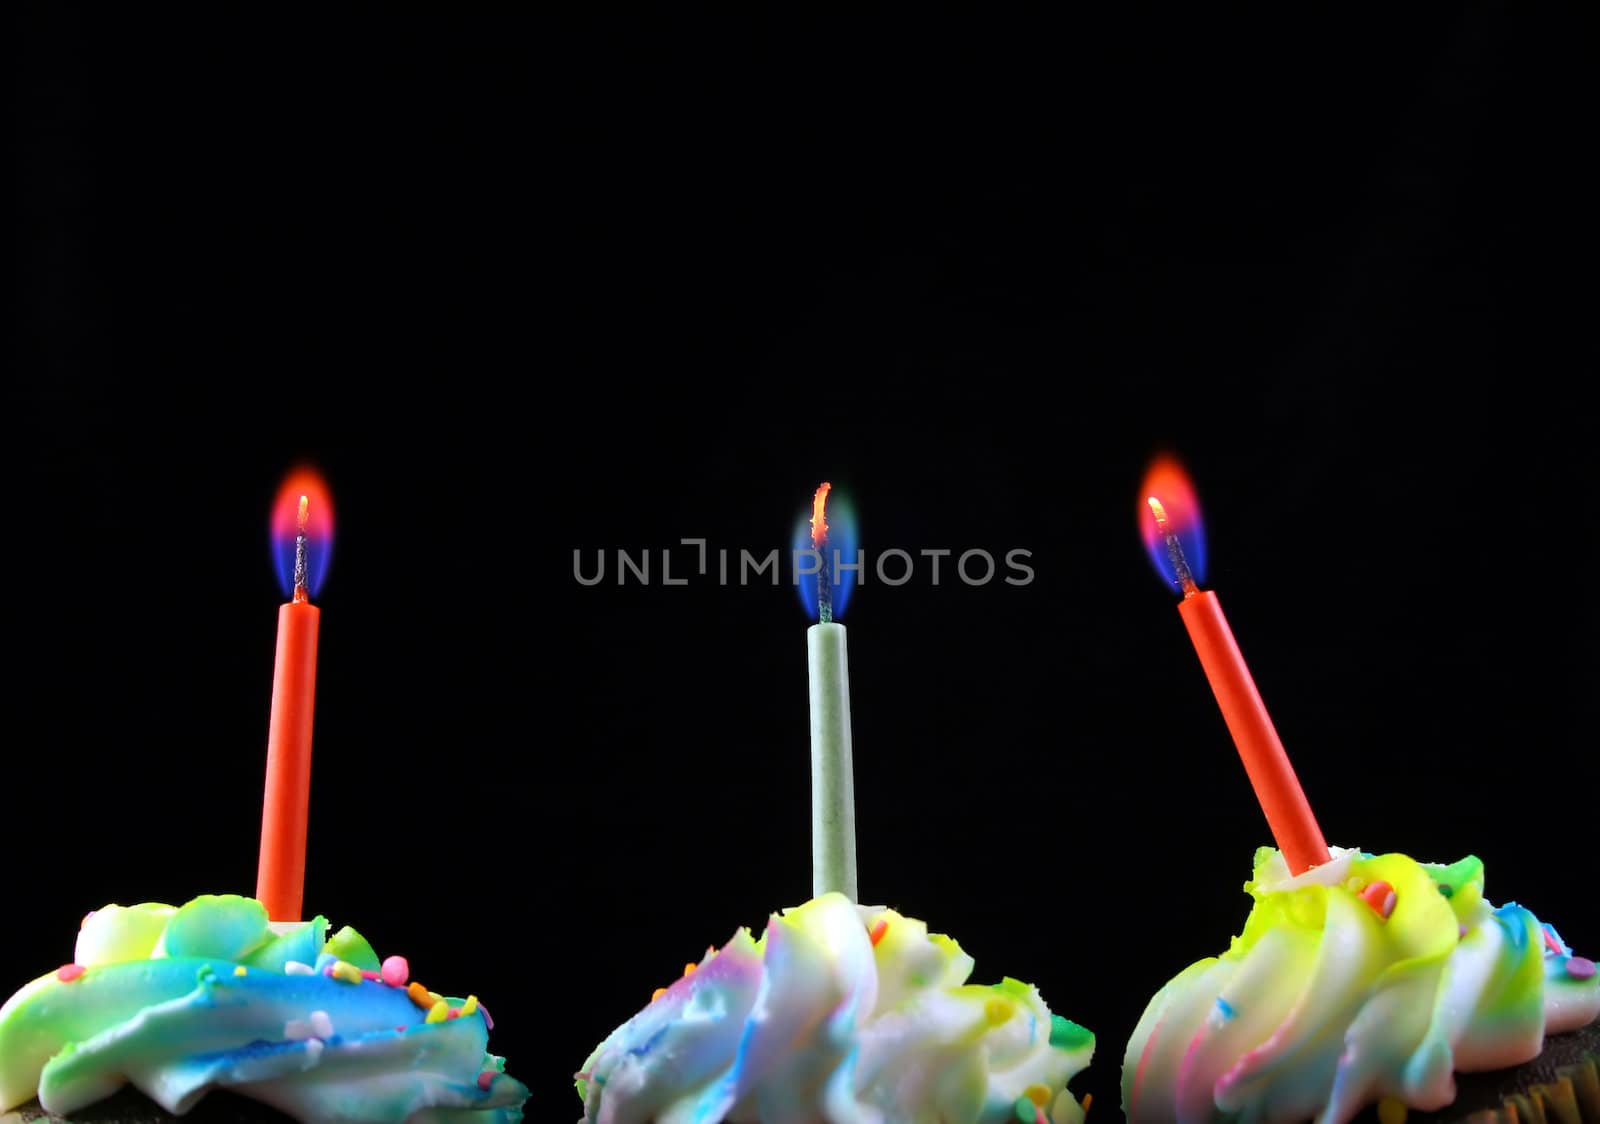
[1147,496,1199,597]
[816,543,833,624]
[293,495,311,604]
[811,481,834,625]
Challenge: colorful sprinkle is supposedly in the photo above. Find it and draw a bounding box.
[381,955,410,987]
[309,1010,333,1039]
[477,1071,494,1091]
[233,966,248,977]
[1023,1083,1051,1106]
[869,919,889,946]
[1083,1093,1094,1116]
[407,981,433,1010]
[1567,957,1596,980]
[1377,1094,1408,1124]
[361,969,381,981]
[650,987,668,1002]
[285,960,315,976]
[1012,1096,1036,1123]
[1360,880,1397,919]
[984,997,1013,1026]
[1543,926,1565,956]
[1436,882,1454,898]
[330,960,364,985]
[303,1038,324,1062]
[461,995,479,1017]
[56,964,85,983]
[426,1000,450,1024]
[480,1001,494,1030]
[447,1008,461,1020]
[683,962,697,977]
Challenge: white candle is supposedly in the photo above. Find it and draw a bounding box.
[805,481,857,900]
[808,619,856,900]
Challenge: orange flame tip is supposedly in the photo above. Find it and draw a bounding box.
[810,482,832,550]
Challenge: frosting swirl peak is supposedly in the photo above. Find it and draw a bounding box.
[1122,847,1600,1124]
[0,894,529,1122]
[577,892,1093,1123]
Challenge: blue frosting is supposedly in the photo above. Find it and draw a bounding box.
[0,896,528,1123]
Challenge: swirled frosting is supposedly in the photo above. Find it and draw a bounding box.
[0,894,529,1122]
[1122,847,1600,1124]
[576,892,1094,1123]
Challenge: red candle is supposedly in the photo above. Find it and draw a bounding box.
[257,468,335,921]
[1139,455,1330,875]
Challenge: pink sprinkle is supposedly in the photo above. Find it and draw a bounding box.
[447,1008,461,1020]
[361,969,381,981]
[477,1072,494,1091]
[1035,1107,1047,1124]
[57,964,86,983]
[381,955,410,988]
[395,1025,407,1033]
[1544,927,1564,955]
[323,965,336,977]
[1568,957,1596,981]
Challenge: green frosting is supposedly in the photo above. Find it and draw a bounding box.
[1050,1014,1094,1051]
[325,924,381,971]
[154,895,269,961]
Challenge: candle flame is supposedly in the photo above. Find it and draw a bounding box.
[810,482,831,550]
[1139,454,1207,593]
[271,466,335,600]
[1147,496,1171,530]
[794,483,857,621]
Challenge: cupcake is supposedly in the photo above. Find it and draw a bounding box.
[0,894,529,1122]
[1122,846,1600,1123]
[576,892,1094,1123]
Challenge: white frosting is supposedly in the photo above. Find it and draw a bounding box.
[578,893,1094,1123]
[1123,848,1600,1124]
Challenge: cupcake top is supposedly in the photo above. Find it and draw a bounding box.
[0,894,529,1123]
[577,891,1094,1124]
[1122,847,1600,1124]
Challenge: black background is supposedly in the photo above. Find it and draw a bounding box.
[7,5,1595,1118]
